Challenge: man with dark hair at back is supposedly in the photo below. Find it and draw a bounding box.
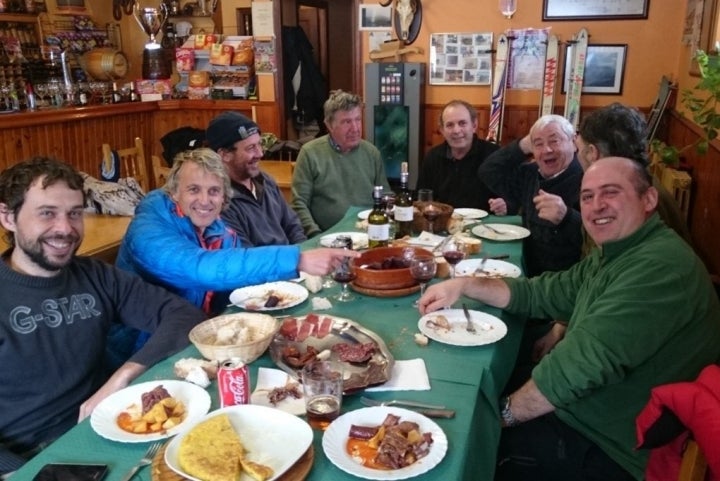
[0,157,205,475]
[417,99,505,212]
[575,102,692,246]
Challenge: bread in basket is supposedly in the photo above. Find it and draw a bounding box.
[189,312,279,363]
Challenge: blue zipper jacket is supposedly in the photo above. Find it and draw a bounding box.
[116,189,302,311]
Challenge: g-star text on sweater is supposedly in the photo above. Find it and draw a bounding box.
[9,294,101,333]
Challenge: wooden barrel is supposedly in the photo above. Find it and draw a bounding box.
[81,48,129,80]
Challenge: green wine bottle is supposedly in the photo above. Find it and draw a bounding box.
[367,185,390,248]
[394,162,413,238]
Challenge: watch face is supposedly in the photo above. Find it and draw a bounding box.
[113,52,129,78]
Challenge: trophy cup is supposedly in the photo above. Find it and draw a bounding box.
[133,1,171,79]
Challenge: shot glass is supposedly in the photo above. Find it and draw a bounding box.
[302,360,344,430]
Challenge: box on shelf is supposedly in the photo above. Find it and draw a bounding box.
[209,43,233,66]
[176,48,195,72]
[136,79,173,101]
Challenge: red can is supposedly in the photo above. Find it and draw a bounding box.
[217,358,250,407]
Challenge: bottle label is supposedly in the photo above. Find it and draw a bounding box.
[394,205,413,222]
[367,224,390,241]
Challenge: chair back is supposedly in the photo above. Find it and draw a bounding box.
[678,439,707,481]
[102,137,149,192]
[151,155,172,188]
[260,160,294,202]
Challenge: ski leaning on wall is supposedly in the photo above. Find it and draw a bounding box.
[563,28,588,129]
[539,34,559,117]
[487,33,509,144]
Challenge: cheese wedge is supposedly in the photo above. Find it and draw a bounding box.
[179,414,244,481]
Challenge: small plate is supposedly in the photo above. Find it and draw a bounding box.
[165,404,313,481]
[418,309,507,346]
[454,258,522,278]
[319,231,369,250]
[453,208,489,219]
[323,406,448,480]
[471,223,531,241]
[229,281,309,311]
[90,380,211,443]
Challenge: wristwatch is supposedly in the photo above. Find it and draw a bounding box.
[500,396,519,427]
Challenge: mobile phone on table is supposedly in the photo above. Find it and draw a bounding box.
[32,463,108,481]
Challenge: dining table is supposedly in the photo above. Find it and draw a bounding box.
[11,206,528,481]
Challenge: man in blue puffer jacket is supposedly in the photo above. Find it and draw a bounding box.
[109,148,356,367]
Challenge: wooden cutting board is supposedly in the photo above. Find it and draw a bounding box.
[151,440,314,481]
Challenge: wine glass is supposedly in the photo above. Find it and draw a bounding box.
[422,204,441,234]
[410,256,436,307]
[442,237,466,278]
[333,257,356,302]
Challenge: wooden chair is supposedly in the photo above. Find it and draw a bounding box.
[151,154,172,189]
[678,439,707,481]
[101,137,149,192]
[260,160,294,203]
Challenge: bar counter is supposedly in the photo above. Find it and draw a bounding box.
[0,99,281,182]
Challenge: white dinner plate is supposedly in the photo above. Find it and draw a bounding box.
[454,258,522,278]
[229,281,309,311]
[319,231,369,250]
[453,208,489,219]
[90,380,211,443]
[418,309,507,347]
[471,223,531,241]
[165,404,313,481]
[358,209,372,220]
[323,406,448,480]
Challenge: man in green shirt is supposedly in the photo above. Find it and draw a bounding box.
[419,157,720,480]
[291,90,391,236]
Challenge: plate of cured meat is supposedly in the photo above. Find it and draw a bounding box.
[269,313,394,393]
[322,406,448,480]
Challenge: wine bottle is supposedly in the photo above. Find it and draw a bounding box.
[394,162,413,238]
[129,81,140,102]
[367,185,390,249]
[111,82,122,104]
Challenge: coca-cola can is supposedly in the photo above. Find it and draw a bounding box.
[217,357,250,407]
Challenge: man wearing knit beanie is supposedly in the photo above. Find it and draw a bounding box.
[207,111,306,246]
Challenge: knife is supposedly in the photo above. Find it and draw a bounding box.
[412,408,456,418]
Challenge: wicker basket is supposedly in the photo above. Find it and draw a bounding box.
[188,312,279,363]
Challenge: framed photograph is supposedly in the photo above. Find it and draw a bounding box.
[563,44,627,95]
[429,32,493,86]
[543,0,649,21]
[359,4,392,31]
[56,0,86,12]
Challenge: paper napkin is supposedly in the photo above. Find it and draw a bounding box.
[365,359,431,392]
[406,231,445,248]
[250,367,305,415]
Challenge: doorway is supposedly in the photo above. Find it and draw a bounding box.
[296,0,359,94]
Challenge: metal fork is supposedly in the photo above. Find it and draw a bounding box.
[473,256,489,276]
[462,303,477,334]
[360,396,446,409]
[121,442,162,481]
[482,224,510,236]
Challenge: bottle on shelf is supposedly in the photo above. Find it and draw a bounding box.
[394,162,414,238]
[25,81,36,110]
[367,185,390,249]
[77,82,89,106]
[129,81,140,102]
[111,82,122,104]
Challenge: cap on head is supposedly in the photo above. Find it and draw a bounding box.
[206,111,261,151]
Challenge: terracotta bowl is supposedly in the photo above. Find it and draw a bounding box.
[412,201,454,233]
[353,246,433,290]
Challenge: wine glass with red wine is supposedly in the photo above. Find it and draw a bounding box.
[410,256,437,307]
[442,237,466,278]
[333,259,356,302]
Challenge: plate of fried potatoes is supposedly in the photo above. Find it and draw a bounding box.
[90,380,211,443]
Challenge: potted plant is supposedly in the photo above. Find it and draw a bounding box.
[651,49,720,167]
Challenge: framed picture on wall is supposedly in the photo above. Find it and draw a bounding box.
[429,32,493,85]
[359,4,392,31]
[56,0,86,12]
[563,44,628,95]
[543,0,649,21]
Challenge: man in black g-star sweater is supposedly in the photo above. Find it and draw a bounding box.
[0,157,205,476]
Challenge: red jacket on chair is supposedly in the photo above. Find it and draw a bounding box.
[636,364,720,481]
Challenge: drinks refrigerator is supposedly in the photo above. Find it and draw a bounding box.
[364,62,425,190]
